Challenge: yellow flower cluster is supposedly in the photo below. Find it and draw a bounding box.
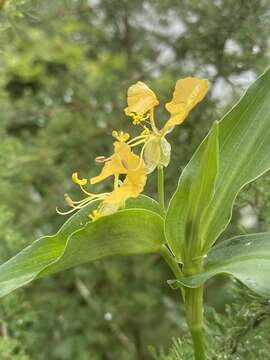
[124,77,209,173]
[57,77,208,221]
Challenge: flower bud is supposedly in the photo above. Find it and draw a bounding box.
[160,137,171,167]
[143,135,171,173]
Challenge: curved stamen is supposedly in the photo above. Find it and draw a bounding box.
[76,197,104,209]
[95,155,113,164]
[129,143,147,171]
[127,134,148,145]
[79,184,109,197]
[56,207,78,215]
[57,196,107,215]
[114,174,119,189]
[149,108,159,134]
[129,139,147,148]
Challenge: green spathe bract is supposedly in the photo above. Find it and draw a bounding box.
[1,67,270,360]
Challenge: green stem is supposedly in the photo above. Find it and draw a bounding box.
[185,286,205,360]
[160,245,182,279]
[157,166,165,214]
[160,245,185,302]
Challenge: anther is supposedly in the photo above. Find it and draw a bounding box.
[64,194,74,207]
[95,156,107,163]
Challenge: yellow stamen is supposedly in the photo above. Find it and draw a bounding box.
[72,172,88,186]
[89,209,103,221]
[129,112,150,125]
[129,139,148,147]
[56,207,78,215]
[114,174,119,189]
[64,194,74,207]
[128,143,147,172]
[112,130,130,142]
[149,108,159,134]
[79,184,109,198]
[95,156,107,163]
[141,126,151,138]
[127,135,148,145]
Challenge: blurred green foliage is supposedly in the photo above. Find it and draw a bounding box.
[151,283,270,359]
[0,0,269,359]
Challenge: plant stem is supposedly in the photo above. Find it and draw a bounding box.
[160,245,182,279]
[160,245,185,302]
[185,286,205,360]
[156,163,204,359]
[157,166,165,214]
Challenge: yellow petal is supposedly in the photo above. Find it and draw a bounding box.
[104,160,146,204]
[72,172,88,186]
[90,147,147,220]
[165,77,209,130]
[90,142,141,184]
[101,145,146,204]
[124,81,159,116]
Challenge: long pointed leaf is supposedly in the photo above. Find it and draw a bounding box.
[201,67,270,251]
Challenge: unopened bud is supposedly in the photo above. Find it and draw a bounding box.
[160,137,171,167]
[143,135,171,174]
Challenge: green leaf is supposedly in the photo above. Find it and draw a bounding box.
[0,197,165,298]
[200,67,270,252]
[165,121,219,262]
[167,67,270,257]
[126,194,163,215]
[169,232,270,297]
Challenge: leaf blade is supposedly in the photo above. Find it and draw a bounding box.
[165,121,219,261]
[169,232,270,297]
[201,67,270,251]
[41,209,164,276]
[0,197,165,298]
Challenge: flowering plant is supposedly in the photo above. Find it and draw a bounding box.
[1,67,270,359]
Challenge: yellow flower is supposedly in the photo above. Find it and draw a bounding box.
[90,141,147,215]
[164,77,209,130]
[124,81,159,124]
[87,141,146,220]
[123,77,209,172]
[58,76,208,220]
[57,141,147,221]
